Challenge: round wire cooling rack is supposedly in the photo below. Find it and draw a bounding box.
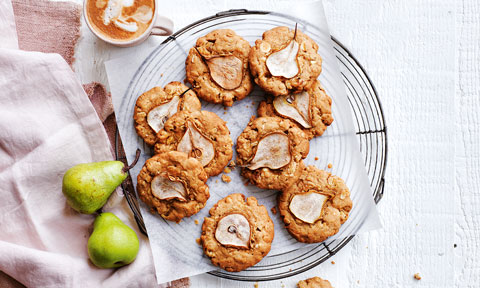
[115,9,387,282]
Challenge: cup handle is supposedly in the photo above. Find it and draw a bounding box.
[150,15,174,36]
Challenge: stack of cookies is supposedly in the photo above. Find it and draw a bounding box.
[132,26,352,273]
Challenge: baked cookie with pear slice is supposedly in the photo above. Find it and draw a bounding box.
[201,193,274,272]
[185,29,253,106]
[134,82,201,146]
[236,116,309,190]
[298,277,334,288]
[257,80,333,139]
[278,165,352,243]
[137,151,209,223]
[249,26,322,97]
[154,110,233,177]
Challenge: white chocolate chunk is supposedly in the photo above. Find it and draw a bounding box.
[289,192,328,224]
[215,214,250,248]
[273,91,311,128]
[151,175,186,201]
[147,96,180,133]
[177,123,215,167]
[207,55,243,90]
[266,40,299,78]
[248,133,291,170]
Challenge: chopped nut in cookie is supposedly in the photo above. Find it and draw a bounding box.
[215,214,251,248]
[273,91,311,128]
[289,191,328,224]
[221,174,231,183]
[248,133,291,170]
[177,122,215,166]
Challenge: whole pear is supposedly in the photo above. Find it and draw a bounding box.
[62,161,127,214]
[88,212,140,268]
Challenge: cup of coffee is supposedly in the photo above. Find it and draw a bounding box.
[84,0,173,47]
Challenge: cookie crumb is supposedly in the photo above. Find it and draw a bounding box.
[331,260,335,264]
[328,163,333,168]
[414,273,421,280]
[228,160,236,168]
[215,180,218,184]
[314,157,319,161]
[196,238,201,245]
[194,219,199,225]
[271,206,277,215]
[254,282,258,288]
[223,111,227,115]
[160,73,163,77]
[224,167,231,174]
[252,101,255,105]
[222,174,231,183]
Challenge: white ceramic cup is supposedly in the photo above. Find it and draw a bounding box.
[83,0,174,47]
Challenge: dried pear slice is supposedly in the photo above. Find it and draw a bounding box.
[247,133,291,170]
[147,96,180,133]
[273,91,311,128]
[289,191,328,224]
[265,40,299,78]
[151,175,187,201]
[215,214,250,248]
[177,122,215,167]
[206,55,243,90]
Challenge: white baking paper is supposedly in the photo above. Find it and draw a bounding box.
[106,1,381,284]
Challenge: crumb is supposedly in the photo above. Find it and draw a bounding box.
[215,179,218,184]
[288,268,292,271]
[328,163,333,168]
[194,219,199,225]
[252,101,255,105]
[160,73,163,77]
[414,273,421,280]
[223,111,227,115]
[254,283,258,288]
[224,107,227,110]
[357,280,360,284]
[221,174,231,183]
[196,238,201,245]
[224,167,231,174]
[271,206,277,215]
[228,161,236,168]
[246,105,249,108]
[331,260,335,264]
[314,157,319,161]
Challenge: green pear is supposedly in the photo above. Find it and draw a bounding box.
[62,161,127,214]
[87,212,140,268]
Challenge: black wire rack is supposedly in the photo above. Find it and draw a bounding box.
[115,9,387,282]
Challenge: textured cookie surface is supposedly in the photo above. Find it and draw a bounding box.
[249,26,322,97]
[257,80,333,139]
[136,151,209,223]
[134,82,201,146]
[297,277,333,288]
[236,116,309,190]
[185,29,253,106]
[278,166,352,243]
[154,110,233,177]
[201,193,274,272]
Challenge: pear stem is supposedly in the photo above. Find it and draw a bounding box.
[293,23,298,41]
[179,87,193,97]
[123,149,141,173]
[194,46,208,63]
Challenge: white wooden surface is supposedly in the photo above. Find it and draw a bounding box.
[70,0,479,287]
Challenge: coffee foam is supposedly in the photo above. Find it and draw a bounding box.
[101,0,152,33]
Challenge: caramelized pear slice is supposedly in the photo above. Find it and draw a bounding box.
[177,122,215,167]
[206,55,243,90]
[248,133,291,170]
[265,40,299,78]
[147,96,180,133]
[273,91,311,128]
[289,191,328,224]
[215,214,250,248]
[151,175,186,201]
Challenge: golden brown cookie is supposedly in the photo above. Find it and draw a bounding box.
[298,277,333,288]
[137,151,209,223]
[236,116,309,190]
[185,29,253,106]
[154,110,233,177]
[249,26,322,97]
[278,166,352,243]
[134,82,201,146]
[201,193,274,272]
[257,80,333,139]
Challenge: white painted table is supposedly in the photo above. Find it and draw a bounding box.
[72,0,478,287]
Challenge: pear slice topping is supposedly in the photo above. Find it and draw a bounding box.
[147,96,180,133]
[273,91,311,128]
[215,214,250,248]
[177,122,215,167]
[247,133,291,170]
[206,55,243,90]
[289,191,329,224]
[265,39,299,78]
[151,175,187,201]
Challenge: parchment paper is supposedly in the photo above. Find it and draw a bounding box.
[106,1,381,284]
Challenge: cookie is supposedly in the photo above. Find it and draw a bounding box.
[236,116,309,190]
[134,81,201,146]
[257,80,333,139]
[249,26,322,97]
[136,151,209,223]
[154,110,233,177]
[298,277,333,288]
[185,29,253,106]
[201,193,274,272]
[278,165,352,243]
